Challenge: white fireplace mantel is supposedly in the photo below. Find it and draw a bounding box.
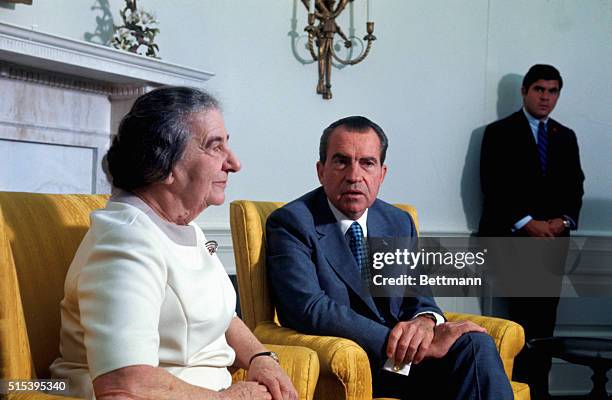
[0,21,215,195]
[0,21,214,92]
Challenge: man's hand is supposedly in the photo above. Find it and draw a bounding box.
[425,321,487,360]
[524,219,555,237]
[386,316,435,365]
[548,218,566,236]
[247,356,298,400]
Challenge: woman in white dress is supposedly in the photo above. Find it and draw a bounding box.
[50,87,296,400]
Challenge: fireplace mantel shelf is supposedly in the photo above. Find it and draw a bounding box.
[0,21,214,92]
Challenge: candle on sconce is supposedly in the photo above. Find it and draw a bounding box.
[309,0,315,14]
[366,0,371,22]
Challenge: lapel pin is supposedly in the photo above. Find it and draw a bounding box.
[205,240,218,255]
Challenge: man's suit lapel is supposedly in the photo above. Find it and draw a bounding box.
[366,203,396,322]
[366,202,387,238]
[312,190,380,317]
[546,118,564,161]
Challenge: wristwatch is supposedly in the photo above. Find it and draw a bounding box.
[562,218,571,229]
[249,351,280,366]
[415,313,438,325]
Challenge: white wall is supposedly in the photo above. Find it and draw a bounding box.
[2,0,610,235]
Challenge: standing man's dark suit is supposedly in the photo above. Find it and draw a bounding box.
[479,65,584,400]
[479,110,584,236]
[267,116,513,399]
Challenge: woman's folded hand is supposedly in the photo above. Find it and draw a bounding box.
[218,381,272,400]
[247,356,298,400]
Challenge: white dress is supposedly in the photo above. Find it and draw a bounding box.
[50,193,237,399]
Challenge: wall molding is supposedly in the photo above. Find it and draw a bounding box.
[0,118,109,139]
[0,21,214,90]
[205,224,612,279]
[0,62,112,94]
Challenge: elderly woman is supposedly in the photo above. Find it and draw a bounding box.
[50,87,296,400]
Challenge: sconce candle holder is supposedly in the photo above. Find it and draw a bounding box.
[302,0,376,99]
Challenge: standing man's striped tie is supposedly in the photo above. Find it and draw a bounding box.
[537,120,548,175]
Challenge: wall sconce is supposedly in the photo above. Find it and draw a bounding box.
[302,0,376,100]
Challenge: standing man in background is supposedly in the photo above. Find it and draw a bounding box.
[479,64,585,400]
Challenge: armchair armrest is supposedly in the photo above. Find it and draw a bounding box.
[254,321,373,400]
[232,342,319,400]
[445,312,525,379]
[7,346,317,400]
[254,318,526,400]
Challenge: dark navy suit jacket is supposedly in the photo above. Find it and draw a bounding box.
[479,110,584,235]
[266,187,442,368]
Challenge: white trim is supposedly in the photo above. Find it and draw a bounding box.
[0,21,214,89]
[421,229,612,238]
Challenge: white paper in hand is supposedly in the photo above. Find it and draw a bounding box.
[382,358,411,376]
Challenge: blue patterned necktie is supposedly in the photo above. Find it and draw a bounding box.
[537,121,548,175]
[346,222,371,287]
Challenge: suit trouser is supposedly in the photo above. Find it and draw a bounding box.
[507,234,568,400]
[509,296,560,400]
[372,332,513,400]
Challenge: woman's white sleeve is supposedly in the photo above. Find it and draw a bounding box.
[77,225,167,379]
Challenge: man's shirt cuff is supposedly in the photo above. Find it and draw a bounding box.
[513,215,533,232]
[413,311,445,326]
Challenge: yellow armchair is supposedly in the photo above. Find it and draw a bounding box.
[0,192,318,400]
[230,199,530,400]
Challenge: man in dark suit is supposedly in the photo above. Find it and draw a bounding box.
[267,116,513,399]
[479,64,585,399]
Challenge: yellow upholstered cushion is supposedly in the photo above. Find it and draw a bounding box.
[254,321,373,400]
[230,200,285,330]
[511,381,531,400]
[0,192,109,379]
[0,213,33,381]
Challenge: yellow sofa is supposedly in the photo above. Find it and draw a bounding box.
[0,192,319,400]
[230,199,530,400]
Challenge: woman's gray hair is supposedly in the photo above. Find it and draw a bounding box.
[104,86,220,191]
